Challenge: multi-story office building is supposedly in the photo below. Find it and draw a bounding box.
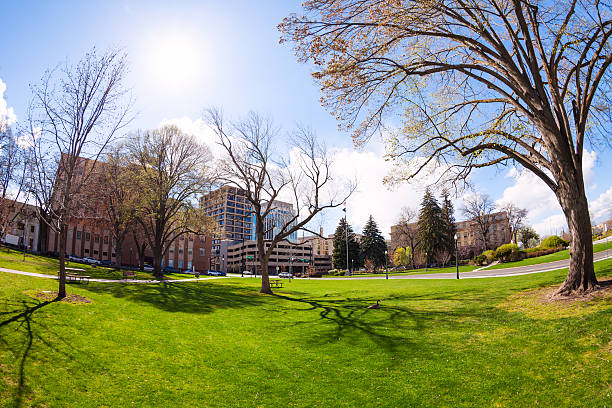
[256,200,297,242]
[0,199,41,252]
[226,239,314,275]
[201,186,253,269]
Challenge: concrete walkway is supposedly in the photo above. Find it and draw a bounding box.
[0,267,224,284]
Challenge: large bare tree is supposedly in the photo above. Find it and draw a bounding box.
[0,125,29,240]
[280,0,612,294]
[206,108,354,294]
[392,207,419,269]
[126,125,215,278]
[28,48,132,299]
[462,194,496,252]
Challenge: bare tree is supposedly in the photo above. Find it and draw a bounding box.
[499,202,528,244]
[0,126,29,240]
[392,207,419,269]
[462,194,495,252]
[126,125,215,278]
[206,108,354,294]
[280,0,612,295]
[27,48,132,299]
[100,144,136,268]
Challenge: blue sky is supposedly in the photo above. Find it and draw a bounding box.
[1,1,611,238]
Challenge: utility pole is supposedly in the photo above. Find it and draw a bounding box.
[343,202,349,275]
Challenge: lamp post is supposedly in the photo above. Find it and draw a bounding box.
[385,250,388,280]
[454,233,459,279]
[425,251,428,273]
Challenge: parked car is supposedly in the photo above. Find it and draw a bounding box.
[278,272,293,279]
[100,260,115,267]
[142,264,154,272]
[67,254,83,262]
[242,270,253,275]
[207,270,226,276]
[82,257,100,265]
[162,266,180,274]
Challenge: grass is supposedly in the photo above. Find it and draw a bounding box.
[484,242,611,270]
[0,261,611,407]
[333,264,478,277]
[0,247,193,280]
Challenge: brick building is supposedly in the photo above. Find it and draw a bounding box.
[46,155,212,271]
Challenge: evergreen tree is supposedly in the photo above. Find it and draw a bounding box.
[361,215,388,268]
[332,218,361,270]
[417,189,445,265]
[440,189,457,259]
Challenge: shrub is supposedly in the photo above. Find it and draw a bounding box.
[521,247,561,259]
[495,243,520,262]
[482,250,496,263]
[473,254,487,265]
[541,235,569,248]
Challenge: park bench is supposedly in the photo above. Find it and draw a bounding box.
[270,279,284,289]
[122,270,136,279]
[57,271,90,284]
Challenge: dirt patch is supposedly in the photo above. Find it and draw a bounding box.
[27,290,92,304]
[498,277,612,319]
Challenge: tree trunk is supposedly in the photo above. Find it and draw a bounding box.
[259,256,273,295]
[57,223,67,299]
[555,185,598,295]
[114,237,123,270]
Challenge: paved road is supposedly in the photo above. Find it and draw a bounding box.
[317,249,612,280]
[2,247,611,283]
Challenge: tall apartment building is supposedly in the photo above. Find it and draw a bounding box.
[226,239,314,275]
[201,186,253,270]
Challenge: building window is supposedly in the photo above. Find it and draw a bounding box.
[200,237,205,243]
[85,232,90,241]
[200,248,204,256]
[189,236,193,241]
[30,225,35,233]
[111,253,116,258]
[103,251,108,257]
[188,261,192,270]
[104,236,108,244]
[94,235,100,243]
[179,248,183,254]
[188,248,193,255]
[84,249,89,254]
[76,231,82,240]
[178,260,183,269]
[169,259,174,267]
[93,250,99,255]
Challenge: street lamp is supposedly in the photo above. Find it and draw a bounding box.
[425,251,428,273]
[454,233,459,279]
[385,250,388,280]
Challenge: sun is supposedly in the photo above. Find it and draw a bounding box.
[146,30,201,90]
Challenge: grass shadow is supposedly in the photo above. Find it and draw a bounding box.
[79,280,266,314]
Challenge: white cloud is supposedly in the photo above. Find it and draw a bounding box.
[496,150,598,235]
[0,77,17,131]
[589,186,612,222]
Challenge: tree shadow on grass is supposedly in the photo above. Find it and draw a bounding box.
[79,281,266,314]
[273,292,485,358]
[0,297,79,407]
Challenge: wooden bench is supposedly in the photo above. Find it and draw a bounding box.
[57,272,90,284]
[122,270,136,279]
[270,279,284,288]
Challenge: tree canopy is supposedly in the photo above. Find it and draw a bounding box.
[361,215,388,268]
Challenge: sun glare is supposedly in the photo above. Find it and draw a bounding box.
[146,31,201,90]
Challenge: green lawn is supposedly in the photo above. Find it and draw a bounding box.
[334,264,478,277]
[0,262,610,407]
[484,242,611,270]
[0,247,193,280]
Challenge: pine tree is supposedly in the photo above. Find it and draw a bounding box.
[417,189,445,266]
[361,215,388,269]
[440,189,457,260]
[332,218,361,270]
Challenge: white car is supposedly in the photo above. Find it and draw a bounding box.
[143,264,154,272]
[242,270,253,275]
[82,257,100,265]
[278,272,293,279]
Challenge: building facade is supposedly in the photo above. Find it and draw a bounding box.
[0,200,41,252]
[226,239,314,275]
